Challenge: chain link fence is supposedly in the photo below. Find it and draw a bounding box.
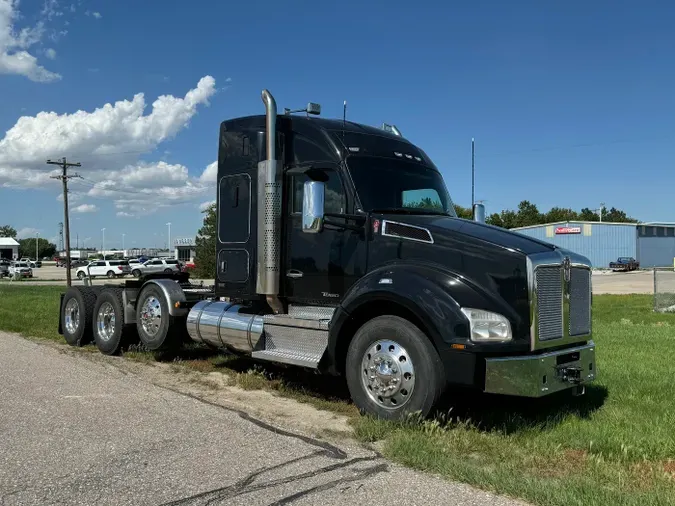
[653,267,675,312]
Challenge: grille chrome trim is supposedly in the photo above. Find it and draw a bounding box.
[527,251,592,351]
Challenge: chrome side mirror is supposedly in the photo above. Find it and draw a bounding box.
[473,202,485,223]
[302,180,325,233]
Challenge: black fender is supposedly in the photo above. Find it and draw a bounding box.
[321,262,529,376]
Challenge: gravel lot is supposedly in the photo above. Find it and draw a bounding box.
[0,332,526,506]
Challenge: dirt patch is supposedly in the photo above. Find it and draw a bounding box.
[48,340,354,442]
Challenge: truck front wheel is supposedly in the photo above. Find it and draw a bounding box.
[345,316,446,421]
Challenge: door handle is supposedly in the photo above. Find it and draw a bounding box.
[286,269,303,279]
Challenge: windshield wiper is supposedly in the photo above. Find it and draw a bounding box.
[370,207,450,216]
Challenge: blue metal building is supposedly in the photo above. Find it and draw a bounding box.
[512,221,675,268]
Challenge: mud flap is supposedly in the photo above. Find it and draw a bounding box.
[57,292,64,335]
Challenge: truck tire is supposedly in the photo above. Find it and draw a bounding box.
[135,284,182,352]
[345,315,445,421]
[61,287,99,346]
[92,288,129,355]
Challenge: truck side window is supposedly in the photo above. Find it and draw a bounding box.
[291,170,345,215]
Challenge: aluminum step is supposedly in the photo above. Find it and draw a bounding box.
[288,304,336,321]
[251,312,330,368]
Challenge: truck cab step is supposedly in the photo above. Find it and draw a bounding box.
[250,307,333,368]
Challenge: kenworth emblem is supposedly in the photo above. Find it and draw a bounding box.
[563,256,571,283]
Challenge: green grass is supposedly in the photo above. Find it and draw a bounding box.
[0,286,674,504]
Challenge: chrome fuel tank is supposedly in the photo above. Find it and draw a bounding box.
[186,300,263,352]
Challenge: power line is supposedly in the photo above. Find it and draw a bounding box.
[48,157,81,287]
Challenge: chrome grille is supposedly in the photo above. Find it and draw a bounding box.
[569,267,591,336]
[536,266,563,340]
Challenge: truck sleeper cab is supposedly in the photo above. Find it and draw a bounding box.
[58,89,596,421]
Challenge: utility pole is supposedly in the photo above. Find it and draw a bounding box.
[122,233,125,253]
[471,138,475,208]
[35,232,39,261]
[101,228,106,260]
[48,158,81,287]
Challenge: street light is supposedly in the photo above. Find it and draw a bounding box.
[122,233,125,252]
[101,228,106,260]
[35,232,39,260]
[166,222,171,253]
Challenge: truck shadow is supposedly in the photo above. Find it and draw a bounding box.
[148,344,608,434]
[431,385,609,434]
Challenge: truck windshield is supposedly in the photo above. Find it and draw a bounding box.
[346,156,456,216]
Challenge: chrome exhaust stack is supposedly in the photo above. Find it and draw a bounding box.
[256,90,283,313]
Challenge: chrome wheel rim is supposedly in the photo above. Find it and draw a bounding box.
[140,296,161,337]
[361,339,415,410]
[64,298,80,335]
[96,302,116,342]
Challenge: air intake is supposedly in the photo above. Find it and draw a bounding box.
[381,220,434,244]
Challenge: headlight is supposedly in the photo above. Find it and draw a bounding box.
[460,308,512,342]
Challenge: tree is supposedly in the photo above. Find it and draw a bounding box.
[0,225,17,238]
[515,200,542,228]
[578,208,599,221]
[486,209,518,229]
[18,238,57,259]
[453,204,472,219]
[194,203,216,279]
[544,207,579,223]
[603,207,637,223]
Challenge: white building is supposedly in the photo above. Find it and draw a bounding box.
[0,237,19,260]
[174,237,196,266]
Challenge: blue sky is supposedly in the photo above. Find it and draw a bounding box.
[0,0,674,249]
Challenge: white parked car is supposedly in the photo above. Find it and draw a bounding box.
[130,258,182,278]
[9,262,33,278]
[76,260,132,280]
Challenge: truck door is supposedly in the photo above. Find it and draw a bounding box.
[284,167,363,304]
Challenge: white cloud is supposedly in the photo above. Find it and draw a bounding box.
[0,76,220,216]
[16,227,40,239]
[73,203,97,213]
[0,75,216,171]
[116,211,133,218]
[199,161,217,183]
[92,11,101,19]
[0,0,61,82]
[45,48,56,60]
[199,200,215,212]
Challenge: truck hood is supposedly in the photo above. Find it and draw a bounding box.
[392,215,555,255]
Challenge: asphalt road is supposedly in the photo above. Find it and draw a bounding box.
[0,332,525,506]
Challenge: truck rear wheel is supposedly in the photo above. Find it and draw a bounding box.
[135,284,182,352]
[345,316,445,421]
[61,287,99,346]
[92,288,130,355]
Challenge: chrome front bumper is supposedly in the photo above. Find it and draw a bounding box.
[484,341,596,397]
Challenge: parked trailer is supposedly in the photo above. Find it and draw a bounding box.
[58,89,597,420]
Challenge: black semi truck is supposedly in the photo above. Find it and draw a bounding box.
[58,89,596,420]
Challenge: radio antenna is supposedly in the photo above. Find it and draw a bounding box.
[342,100,347,140]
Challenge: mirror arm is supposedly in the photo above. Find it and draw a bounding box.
[324,212,366,223]
[323,219,364,232]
